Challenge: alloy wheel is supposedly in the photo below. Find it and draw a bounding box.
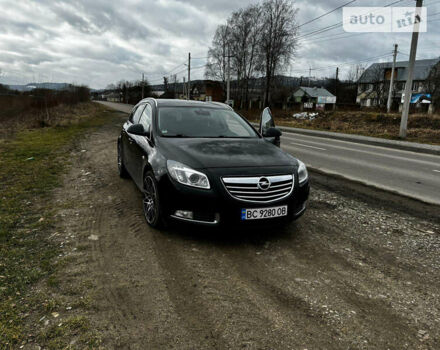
[143,175,158,224]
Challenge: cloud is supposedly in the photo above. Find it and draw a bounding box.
[0,0,438,88]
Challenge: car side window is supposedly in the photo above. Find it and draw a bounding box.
[132,104,145,124]
[139,104,152,132]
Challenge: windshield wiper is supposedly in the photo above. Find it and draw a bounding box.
[209,135,253,139]
[162,134,190,138]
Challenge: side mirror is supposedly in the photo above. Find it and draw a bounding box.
[263,127,282,147]
[127,124,149,137]
[263,127,282,138]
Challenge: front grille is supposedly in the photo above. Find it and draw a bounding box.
[222,174,294,203]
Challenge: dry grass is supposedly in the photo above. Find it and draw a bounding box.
[241,109,440,145]
[0,102,112,348]
[0,96,104,138]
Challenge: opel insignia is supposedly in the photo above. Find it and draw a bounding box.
[117,98,309,227]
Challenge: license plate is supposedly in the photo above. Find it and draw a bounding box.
[241,205,288,221]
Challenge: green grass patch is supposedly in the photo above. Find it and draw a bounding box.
[38,316,101,350]
[0,103,116,348]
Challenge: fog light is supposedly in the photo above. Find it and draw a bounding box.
[174,210,194,219]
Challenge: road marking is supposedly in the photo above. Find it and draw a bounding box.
[287,142,326,151]
[434,170,440,173]
[282,131,440,159]
[282,134,440,167]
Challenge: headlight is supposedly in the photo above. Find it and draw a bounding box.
[167,160,210,189]
[297,160,308,184]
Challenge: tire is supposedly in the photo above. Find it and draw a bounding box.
[117,140,129,178]
[142,170,164,228]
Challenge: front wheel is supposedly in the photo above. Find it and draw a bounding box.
[143,171,164,228]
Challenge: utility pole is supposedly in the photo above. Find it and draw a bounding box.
[183,77,186,99]
[173,74,177,99]
[334,67,339,111]
[308,67,312,87]
[400,0,423,138]
[387,44,398,113]
[141,73,144,99]
[226,46,231,104]
[187,52,191,100]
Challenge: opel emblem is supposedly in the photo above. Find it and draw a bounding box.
[257,177,271,191]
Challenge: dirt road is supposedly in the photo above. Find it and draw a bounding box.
[50,111,440,349]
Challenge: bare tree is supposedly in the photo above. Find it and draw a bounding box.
[225,6,264,108]
[259,0,298,106]
[425,62,440,113]
[205,24,229,95]
[369,64,387,107]
[206,0,298,108]
[347,64,366,83]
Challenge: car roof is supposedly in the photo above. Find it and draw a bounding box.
[139,98,233,110]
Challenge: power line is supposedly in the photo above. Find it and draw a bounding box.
[298,0,408,41]
[295,0,357,29]
[290,53,393,74]
[304,32,367,44]
[303,15,440,46]
[148,64,207,85]
[144,62,186,80]
[300,0,437,45]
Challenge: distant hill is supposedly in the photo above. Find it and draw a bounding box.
[5,82,72,92]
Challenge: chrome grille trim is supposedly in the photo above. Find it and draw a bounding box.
[222,174,294,203]
[223,175,292,184]
[229,187,291,195]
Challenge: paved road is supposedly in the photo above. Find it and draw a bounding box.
[97,101,440,205]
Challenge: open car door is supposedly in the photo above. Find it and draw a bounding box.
[259,107,282,147]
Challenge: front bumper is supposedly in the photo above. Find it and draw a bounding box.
[158,171,310,226]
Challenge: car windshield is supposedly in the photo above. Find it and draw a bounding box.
[158,107,258,138]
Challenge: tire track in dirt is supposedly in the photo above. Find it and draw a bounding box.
[151,232,346,349]
[77,132,198,349]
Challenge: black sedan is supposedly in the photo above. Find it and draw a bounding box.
[117,98,309,227]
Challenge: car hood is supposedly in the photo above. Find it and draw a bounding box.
[157,137,296,169]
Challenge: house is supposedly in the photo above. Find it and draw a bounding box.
[356,58,440,109]
[188,80,224,102]
[290,86,336,110]
[101,91,120,102]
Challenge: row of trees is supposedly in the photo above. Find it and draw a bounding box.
[205,0,298,108]
[0,82,90,106]
[104,80,153,104]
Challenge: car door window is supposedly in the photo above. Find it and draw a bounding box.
[138,103,152,132]
[132,104,145,124]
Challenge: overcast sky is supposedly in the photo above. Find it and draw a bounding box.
[0,0,439,89]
